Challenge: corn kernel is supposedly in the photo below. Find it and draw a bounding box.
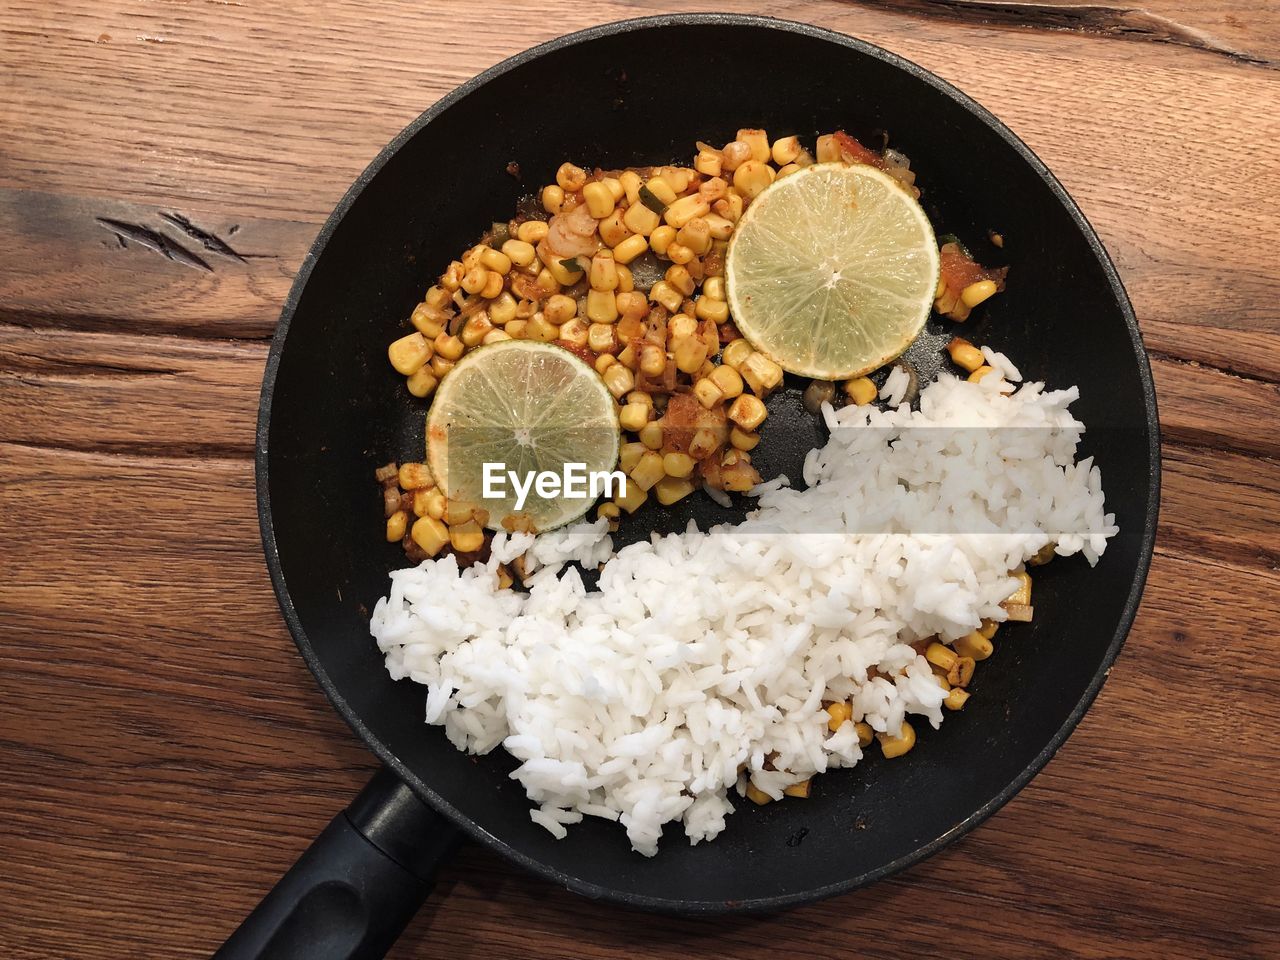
[616,290,648,321]
[878,721,916,758]
[944,687,971,711]
[386,510,408,542]
[619,402,651,432]
[430,355,455,377]
[855,721,874,747]
[815,134,839,163]
[845,376,877,405]
[721,140,751,172]
[388,333,432,375]
[979,620,999,640]
[410,516,450,557]
[410,305,446,340]
[713,192,744,223]
[488,292,518,326]
[460,312,493,346]
[598,208,631,248]
[623,202,661,236]
[950,656,976,688]
[619,442,647,473]
[729,426,759,451]
[771,135,802,165]
[500,238,536,269]
[479,270,504,300]
[612,234,649,265]
[673,335,709,374]
[535,268,559,296]
[663,195,711,229]
[516,220,549,244]
[619,170,642,205]
[602,363,634,399]
[503,320,527,341]
[479,247,511,275]
[925,642,958,671]
[659,452,693,480]
[721,339,753,370]
[733,160,775,200]
[449,519,485,554]
[639,342,666,378]
[961,279,998,308]
[617,343,638,370]
[728,394,767,430]
[616,264,634,293]
[676,218,711,256]
[694,149,722,177]
[688,427,719,460]
[601,176,625,202]
[590,252,619,292]
[736,128,770,162]
[541,184,565,214]
[782,779,811,799]
[745,782,772,806]
[614,475,648,513]
[638,420,663,450]
[558,317,589,349]
[586,288,619,324]
[668,314,699,341]
[441,260,465,291]
[537,295,572,327]
[707,364,743,399]
[582,180,615,219]
[947,337,985,372]
[693,378,724,409]
[547,256,583,287]
[1007,571,1032,606]
[654,475,695,505]
[954,631,994,661]
[969,365,995,383]
[649,280,683,313]
[664,265,695,298]
[406,368,438,398]
[556,162,586,192]
[739,352,783,394]
[587,322,617,354]
[826,701,852,732]
[530,312,563,342]
[642,225,673,259]
[644,176,678,206]
[694,297,729,324]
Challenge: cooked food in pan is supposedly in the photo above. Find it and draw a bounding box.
[369,127,1113,855]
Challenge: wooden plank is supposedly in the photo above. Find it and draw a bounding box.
[0,324,264,454]
[0,190,309,339]
[1,1,1278,350]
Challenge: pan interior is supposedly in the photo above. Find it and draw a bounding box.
[261,16,1157,911]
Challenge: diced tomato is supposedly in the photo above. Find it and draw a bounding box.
[834,130,884,169]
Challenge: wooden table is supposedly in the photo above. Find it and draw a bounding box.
[3,2,1278,957]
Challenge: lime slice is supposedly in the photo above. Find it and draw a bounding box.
[426,340,619,532]
[725,162,940,380]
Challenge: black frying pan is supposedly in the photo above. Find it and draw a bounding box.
[220,14,1160,959]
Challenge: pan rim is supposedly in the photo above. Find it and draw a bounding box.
[255,12,1162,914]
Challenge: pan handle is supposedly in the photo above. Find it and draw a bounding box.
[214,767,461,960]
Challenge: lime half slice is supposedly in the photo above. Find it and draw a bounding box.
[726,162,939,380]
[426,340,619,532]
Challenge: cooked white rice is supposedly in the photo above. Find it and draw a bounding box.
[370,356,1116,855]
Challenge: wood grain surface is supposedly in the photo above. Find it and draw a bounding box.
[2,2,1278,958]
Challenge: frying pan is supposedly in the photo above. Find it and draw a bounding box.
[220,14,1160,959]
